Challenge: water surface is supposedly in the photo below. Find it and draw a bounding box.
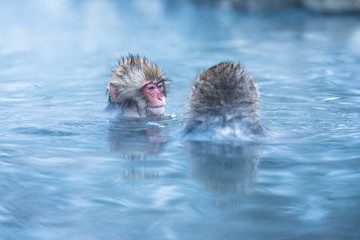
[1,1,360,239]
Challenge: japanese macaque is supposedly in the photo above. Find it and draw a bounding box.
[185,62,263,136]
[107,55,168,117]
[185,62,261,196]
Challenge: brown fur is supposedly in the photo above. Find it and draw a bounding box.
[186,62,263,134]
[106,54,168,113]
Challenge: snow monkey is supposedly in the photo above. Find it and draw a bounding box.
[185,62,263,136]
[107,55,168,117]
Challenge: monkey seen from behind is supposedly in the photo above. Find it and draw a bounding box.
[185,62,263,136]
[107,56,263,137]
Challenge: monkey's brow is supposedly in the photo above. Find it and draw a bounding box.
[157,74,166,82]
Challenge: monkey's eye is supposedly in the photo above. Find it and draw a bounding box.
[144,83,157,93]
[157,82,163,91]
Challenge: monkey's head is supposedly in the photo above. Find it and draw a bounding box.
[186,62,262,135]
[107,55,168,117]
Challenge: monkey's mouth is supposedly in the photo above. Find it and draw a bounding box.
[148,105,164,109]
[147,105,165,115]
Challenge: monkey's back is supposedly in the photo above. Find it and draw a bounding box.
[186,62,263,136]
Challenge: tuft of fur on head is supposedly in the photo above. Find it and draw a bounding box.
[106,54,168,113]
[186,62,263,135]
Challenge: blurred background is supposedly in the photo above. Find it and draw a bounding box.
[188,0,360,13]
[1,1,360,240]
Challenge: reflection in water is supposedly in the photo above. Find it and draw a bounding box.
[187,140,259,194]
[108,118,168,159]
[108,117,169,180]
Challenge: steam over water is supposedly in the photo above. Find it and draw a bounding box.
[1,1,360,239]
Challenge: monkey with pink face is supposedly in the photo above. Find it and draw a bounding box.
[107,55,263,138]
[107,55,168,117]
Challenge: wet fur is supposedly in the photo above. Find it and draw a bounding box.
[186,62,263,135]
[106,54,168,115]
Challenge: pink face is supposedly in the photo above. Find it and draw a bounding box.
[143,81,166,116]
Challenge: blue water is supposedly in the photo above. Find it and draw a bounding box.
[1,1,360,239]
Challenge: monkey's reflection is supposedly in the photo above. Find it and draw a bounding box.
[108,118,168,180]
[187,140,259,194]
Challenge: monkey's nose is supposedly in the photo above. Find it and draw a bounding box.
[156,93,163,101]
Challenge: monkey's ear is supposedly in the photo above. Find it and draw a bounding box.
[249,79,258,97]
[109,83,122,103]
